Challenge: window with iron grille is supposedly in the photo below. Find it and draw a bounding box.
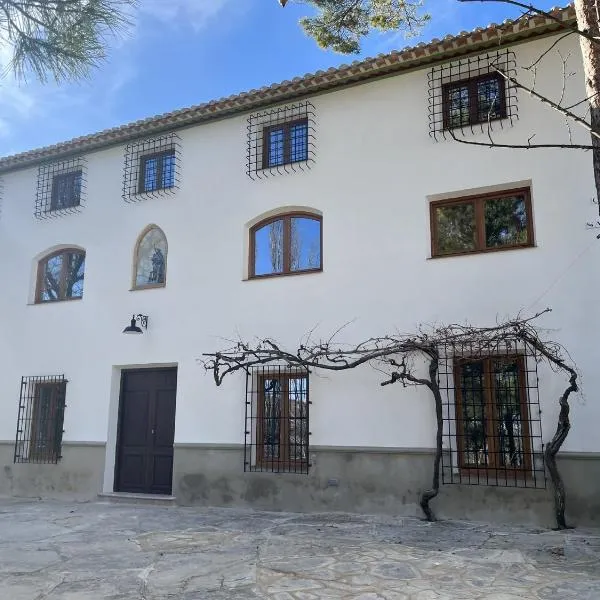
[14,376,67,464]
[245,366,310,473]
[430,187,533,257]
[247,101,316,180]
[123,133,181,202]
[428,49,518,141]
[36,157,86,218]
[440,340,545,489]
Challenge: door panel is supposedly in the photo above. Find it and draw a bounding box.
[115,368,177,495]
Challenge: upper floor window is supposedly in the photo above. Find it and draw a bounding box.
[51,170,82,210]
[36,248,85,303]
[443,73,506,129]
[250,213,322,278]
[454,356,531,473]
[36,157,86,218]
[430,188,533,257]
[133,225,167,289]
[139,150,175,193]
[263,119,308,169]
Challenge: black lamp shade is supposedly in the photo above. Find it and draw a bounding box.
[123,317,143,335]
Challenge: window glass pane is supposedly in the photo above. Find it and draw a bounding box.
[136,228,167,286]
[477,77,502,122]
[65,252,85,299]
[254,220,284,276]
[493,359,527,468]
[459,362,489,467]
[447,85,470,128]
[484,194,528,248]
[290,122,308,162]
[41,254,63,301]
[143,157,158,192]
[263,378,281,460]
[290,217,321,271]
[52,172,81,209]
[288,377,308,461]
[161,153,175,189]
[267,129,285,167]
[434,203,476,255]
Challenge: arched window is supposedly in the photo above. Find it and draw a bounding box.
[36,248,85,303]
[133,226,168,289]
[250,212,322,278]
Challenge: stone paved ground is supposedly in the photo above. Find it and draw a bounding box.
[0,499,599,599]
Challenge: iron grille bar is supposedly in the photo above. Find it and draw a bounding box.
[14,375,67,464]
[123,133,182,202]
[439,339,545,489]
[244,364,310,474]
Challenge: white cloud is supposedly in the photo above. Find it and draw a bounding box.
[139,0,234,31]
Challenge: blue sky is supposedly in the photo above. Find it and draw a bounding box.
[0,0,561,157]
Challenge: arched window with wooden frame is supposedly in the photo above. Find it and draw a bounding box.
[250,212,322,278]
[133,225,168,289]
[36,248,85,303]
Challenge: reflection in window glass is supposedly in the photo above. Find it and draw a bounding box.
[135,227,167,287]
[51,171,82,210]
[162,153,175,189]
[143,157,158,192]
[447,85,470,128]
[434,203,476,255]
[290,122,308,162]
[39,250,85,302]
[288,377,308,461]
[268,129,285,167]
[254,220,284,276]
[484,195,528,248]
[262,378,282,460]
[458,362,488,467]
[141,151,175,193]
[477,77,502,122]
[291,217,321,271]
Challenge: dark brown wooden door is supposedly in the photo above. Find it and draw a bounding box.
[115,368,177,495]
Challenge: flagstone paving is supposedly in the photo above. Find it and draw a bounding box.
[0,498,599,599]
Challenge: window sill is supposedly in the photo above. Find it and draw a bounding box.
[31,296,83,306]
[429,243,536,260]
[244,268,323,282]
[130,283,166,292]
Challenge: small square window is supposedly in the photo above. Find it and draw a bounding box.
[50,171,82,211]
[443,73,506,129]
[139,150,175,194]
[262,119,309,169]
[431,188,533,257]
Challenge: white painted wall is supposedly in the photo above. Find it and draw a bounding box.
[0,33,598,477]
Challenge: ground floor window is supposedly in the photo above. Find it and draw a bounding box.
[14,375,66,464]
[245,366,310,473]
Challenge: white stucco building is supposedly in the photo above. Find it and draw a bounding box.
[0,6,598,526]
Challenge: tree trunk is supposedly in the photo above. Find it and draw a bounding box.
[574,0,600,206]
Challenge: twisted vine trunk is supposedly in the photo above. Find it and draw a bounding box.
[544,370,578,529]
[574,0,600,206]
[420,356,443,521]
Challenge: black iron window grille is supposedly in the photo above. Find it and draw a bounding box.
[14,375,67,464]
[123,133,181,202]
[428,49,518,141]
[245,365,311,473]
[439,339,545,488]
[247,101,316,180]
[36,157,86,218]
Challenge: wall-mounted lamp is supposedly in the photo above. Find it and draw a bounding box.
[123,314,149,335]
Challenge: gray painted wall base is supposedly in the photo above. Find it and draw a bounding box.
[0,442,598,528]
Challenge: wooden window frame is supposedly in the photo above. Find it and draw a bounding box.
[36,248,85,304]
[454,355,532,477]
[29,382,66,462]
[430,187,533,258]
[262,118,309,169]
[442,72,507,130]
[256,372,309,470]
[50,170,82,211]
[138,149,175,194]
[249,212,322,279]
[131,225,168,290]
